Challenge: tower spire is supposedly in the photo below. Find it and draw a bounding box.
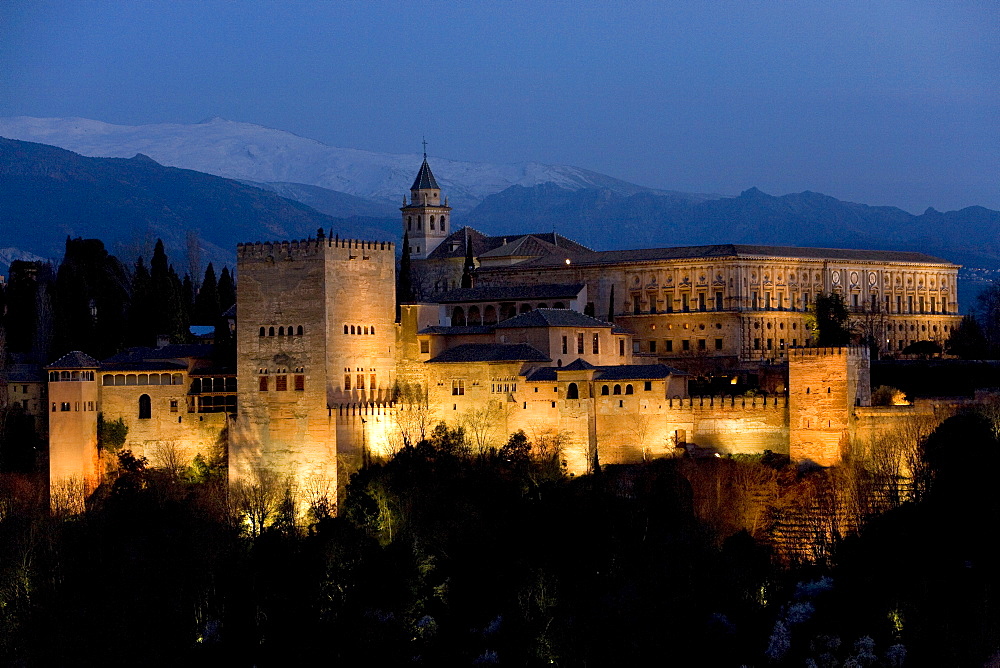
[422,136,427,160]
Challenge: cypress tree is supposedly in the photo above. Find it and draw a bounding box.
[461,234,475,289]
[218,267,236,311]
[126,257,154,347]
[194,263,220,325]
[607,284,615,323]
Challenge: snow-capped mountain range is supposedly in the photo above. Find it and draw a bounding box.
[0,116,676,212]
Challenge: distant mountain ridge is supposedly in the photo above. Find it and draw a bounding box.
[0,116,696,212]
[462,185,1000,269]
[0,137,394,272]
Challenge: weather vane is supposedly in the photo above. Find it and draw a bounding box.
[422,136,427,159]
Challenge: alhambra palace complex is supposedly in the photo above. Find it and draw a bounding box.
[34,157,968,509]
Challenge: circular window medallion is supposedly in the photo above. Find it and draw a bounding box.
[850,271,859,284]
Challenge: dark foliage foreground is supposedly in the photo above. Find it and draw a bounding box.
[1,418,999,666]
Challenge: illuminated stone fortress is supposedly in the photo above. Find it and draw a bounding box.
[42,154,965,512]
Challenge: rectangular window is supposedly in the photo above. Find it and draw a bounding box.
[908,296,914,313]
[931,297,936,314]
[682,294,690,312]
[767,338,773,350]
[577,333,584,355]
[259,376,268,391]
[897,295,902,313]
[420,340,429,354]
[22,400,28,410]
[715,291,723,311]
[779,338,785,349]
[619,339,625,356]
[633,340,640,353]
[682,339,690,351]
[452,379,465,396]
[644,381,652,391]
[370,374,376,390]
[665,340,673,352]
[344,375,351,391]
[295,375,305,391]
[592,333,600,354]
[276,375,288,391]
[170,400,178,412]
[754,338,761,350]
[665,292,674,312]
[752,292,758,310]
[60,402,70,411]
[633,296,641,315]
[356,374,365,390]
[649,340,657,353]
[885,295,890,312]
[765,293,772,310]
[871,293,878,311]
[562,336,568,354]
[648,294,657,314]
[803,292,810,309]
[715,338,723,351]
[697,339,706,351]
[919,297,925,314]
[852,293,859,308]
[698,293,706,312]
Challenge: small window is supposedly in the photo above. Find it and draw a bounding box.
[170,400,179,413]
[344,325,348,334]
[567,383,579,400]
[577,333,584,355]
[625,384,634,395]
[715,338,723,351]
[259,376,268,391]
[268,327,275,336]
[60,402,70,412]
[562,336,568,355]
[619,339,625,356]
[452,379,465,396]
[601,385,609,395]
[682,340,690,351]
[295,375,305,391]
[666,340,673,352]
[356,374,365,390]
[644,381,652,391]
[138,394,151,419]
[370,374,376,390]
[649,340,657,353]
[592,333,600,355]
[278,326,285,336]
[420,340,430,353]
[698,339,706,351]
[613,384,622,395]
[344,375,351,391]
[259,327,265,337]
[276,375,288,391]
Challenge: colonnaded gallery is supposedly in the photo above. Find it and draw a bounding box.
[31,156,967,511]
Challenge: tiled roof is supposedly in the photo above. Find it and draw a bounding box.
[479,235,563,259]
[435,283,585,304]
[594,364,682,380]
[46,351,101,369]
[410,158,439,191]
[425,227,591,260]
[417,325,495,335]
[100,361,188,372]
[427,343,550,363]
[102,344,213,366]
[562,359,596,370]
[502,243,954,268]
[6,363,45,382]
[494,308,613,329]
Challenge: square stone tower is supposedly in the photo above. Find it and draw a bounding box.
[788,346,871,466]
[231,236,396,511]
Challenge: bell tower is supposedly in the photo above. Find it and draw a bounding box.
[401,143,451,260]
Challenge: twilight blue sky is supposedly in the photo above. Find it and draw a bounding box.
[1,0,997,213]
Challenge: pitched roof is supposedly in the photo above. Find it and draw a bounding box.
[502,243,954,269]
[479,235,564,259]
[425,227,591,260]
[410,158,439,190]
[46,351,101,369]
[100,361,188,372]
[6,362,45,382]
[494,308,613,329]
[426,343,550,363]
[417,325,495,335]
[562,359,596,370]
[435,283,585,304]
[101,344,213,369]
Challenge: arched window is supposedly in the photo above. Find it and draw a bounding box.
[103,374,113,386]
[344,325,349,334]
[625,384,634,395]
[601,385,609,395]
[537,303,548,309]
[138,394,151,419]
[417,215,422,230]
[278,326,285,336]
[452,306,466,326]
[553,302,565,309]
[297,325,303,335]
[407,216,412,230]
[430,215,435,230]
[484,305,497,325]
[126,374,137,386]
[259,327,265,336]
[567,383,579,400]
[115,374,125,386]
[160,373,171,385]
[370,326,375,335]
[468,306,482,326]
[441,215,446,229]
[351,325,355,335]
[268,327,275,336]
[613,384,622,395]
[520,303,532,313]
[364,326,369,335]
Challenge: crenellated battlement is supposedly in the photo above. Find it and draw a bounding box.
[788,345,869,359]
[665,394,789,410]
[237,237,395,261]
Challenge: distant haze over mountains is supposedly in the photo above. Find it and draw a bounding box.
[2,116,1000,274]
